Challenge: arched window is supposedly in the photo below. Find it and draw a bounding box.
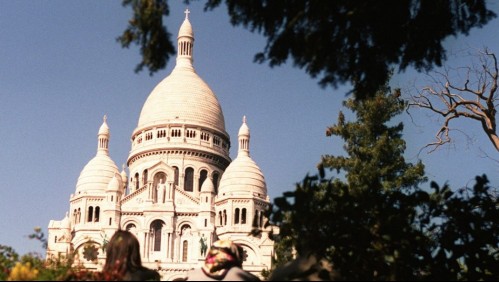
[184,167,194,192]
[109,217,112,226]
[151,220,163,251]
[182,240,188,262]
[77,208,81,223]
[253,211,259,228]
[241,208,247,224]
[126,223,136,231]
[173,166,179,186]
[54,236,57,243]
[212,173,219,194]
[87,206,93,222]
[94,207,100,222]
[219,211,222,226]
[234,208,240,224]
[198,170,207,192]
[134,173,139,190]
[143,169,148,186]
[223,210,227,226]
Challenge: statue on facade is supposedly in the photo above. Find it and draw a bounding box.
[200,234,208,256]
[157,179,167,203]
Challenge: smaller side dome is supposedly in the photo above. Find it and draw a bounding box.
[76,154,119,194]
[61,212,71,230]
[120,164,128,186]
[217,155,267,197]
[201,178,215,194]
[106,174,121,192]
[218,117,267,197]
[75,117,119,194]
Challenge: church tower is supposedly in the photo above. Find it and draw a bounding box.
[47,115,122,269]
[215,116,273,274]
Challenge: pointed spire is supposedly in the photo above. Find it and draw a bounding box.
[106,174,120,192]
[238,115,250,156]
[120,164,128,190]
[200,177,215,194]
[97,115,110,155]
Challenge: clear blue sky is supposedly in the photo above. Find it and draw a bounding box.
[1,1,497,256]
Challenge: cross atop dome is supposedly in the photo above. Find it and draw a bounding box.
[184,8,190,19]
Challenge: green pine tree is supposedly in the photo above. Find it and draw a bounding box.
[321,83,426,192]
[269,82,431,280]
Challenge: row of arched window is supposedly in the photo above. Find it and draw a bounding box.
[98,138,108,150]
[201,132,209,141]
[72,208,81,224]
[87,206,100,222]
[132,127,229,150]
[217,208,265,228]
[171,129,182,137]
[131,168,219,194]
[72,206,101,224]
[186,129,196,138]
[218,208,248,226]
[179,41,193,56]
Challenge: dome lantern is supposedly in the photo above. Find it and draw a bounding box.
[238,116,250,156]
[97,115,110,155]
[177,8,194,69]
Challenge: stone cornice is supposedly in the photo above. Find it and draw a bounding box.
[127,148,230,168]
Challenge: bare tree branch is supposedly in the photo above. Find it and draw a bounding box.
[408,48,499,153]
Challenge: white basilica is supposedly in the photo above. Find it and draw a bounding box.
[46,10,274,281]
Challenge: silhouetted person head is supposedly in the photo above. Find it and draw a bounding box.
[186,239,259,281]
[103,230,160,281]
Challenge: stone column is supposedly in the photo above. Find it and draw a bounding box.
[143,231,149,260]
[173,231,180,262]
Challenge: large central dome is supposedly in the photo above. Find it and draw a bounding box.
[137,67,225,132]
[135,12,225,134]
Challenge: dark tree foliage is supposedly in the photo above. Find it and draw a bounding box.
[269,174,498,280]
[120,0,495,99]
[118,0,176,75]
[204,0,495,99]
[424,176,499,281]
[266,86,499,280]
